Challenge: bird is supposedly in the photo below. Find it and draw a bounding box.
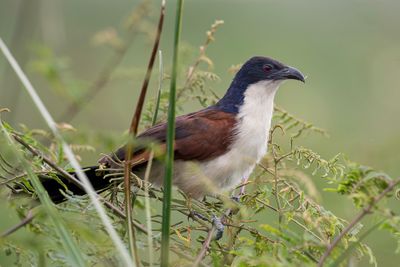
[39,56,305,203]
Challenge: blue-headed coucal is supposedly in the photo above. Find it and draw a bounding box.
[41,56,305,203]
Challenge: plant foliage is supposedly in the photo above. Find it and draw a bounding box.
[1,3,400,267]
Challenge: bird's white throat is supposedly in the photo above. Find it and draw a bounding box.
[190,80,282,195]
[234,80,281,163]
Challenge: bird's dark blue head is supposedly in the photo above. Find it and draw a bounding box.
[215,56,305,113]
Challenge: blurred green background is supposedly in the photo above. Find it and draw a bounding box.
[1,0,400,266]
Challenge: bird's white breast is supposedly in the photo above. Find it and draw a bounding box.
[147,81,280,198]
[152,81,281,198]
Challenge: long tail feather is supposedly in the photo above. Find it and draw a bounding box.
[39,166,111,203]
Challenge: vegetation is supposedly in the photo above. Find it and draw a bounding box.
[1,1,400,266]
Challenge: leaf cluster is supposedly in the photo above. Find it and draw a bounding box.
[1,7,400,267]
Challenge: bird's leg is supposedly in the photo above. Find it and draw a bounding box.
[230,176,249,203]
[211,214,225,240]
[188,210,209,222]
[212,204,240,240]
[188,210,225,240]
[189,194,241,241]
[239,176,249,195]
[188,200,231,240]
[213,179,253,240]
[210,194,243,240]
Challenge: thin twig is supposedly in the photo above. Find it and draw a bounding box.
[274,105,328,138]
[0,153,17,175]
[273,159,282,226]
[12,134,82,188]
[170,247,208,267]
[177,20,224,100]
[192,226,215,267]
[317,177,400,267]
[223,222,274,243]
[129,0,166,135]
[0,153,14,169]
[102,201,147,234]
[1,209,35,237]
[124,3,166,261]
[255,197,323,242]
[0,171,50,186]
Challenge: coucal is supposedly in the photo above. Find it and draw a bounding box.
[40,56,305,203]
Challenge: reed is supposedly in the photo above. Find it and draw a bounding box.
[160,0,184,266]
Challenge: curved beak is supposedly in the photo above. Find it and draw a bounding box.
[272,66,306,83]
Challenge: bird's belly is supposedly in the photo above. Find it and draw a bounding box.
[142,145,265,198]
[141,107,270,197]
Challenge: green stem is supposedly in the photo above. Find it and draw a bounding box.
[124,141,139,266]
[144,150,155,267]
[152,50,164,126]
[160,0,184,266]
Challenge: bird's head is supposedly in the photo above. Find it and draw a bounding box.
[236,56,305,84]
[216,56,305,113]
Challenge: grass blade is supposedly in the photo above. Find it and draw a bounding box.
[123,142,139,265]
[152,50,164,126]
[0,121,86,267]
[123,0,166,263]
[161,0,184,266]
[0,37,134,267]
[144,150,155,267]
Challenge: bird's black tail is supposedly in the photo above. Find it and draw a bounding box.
[39,166,111,204]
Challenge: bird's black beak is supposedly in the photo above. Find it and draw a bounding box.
[272,66,305,83]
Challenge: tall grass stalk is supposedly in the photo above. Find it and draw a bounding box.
[144,150,155,267]
[129,0,166,134]
[0,121,86,267]
[123,141,138,265]
[160,0,184,266]
[0,38,134,267]
[123,1,166,263]
[151,50,164,126]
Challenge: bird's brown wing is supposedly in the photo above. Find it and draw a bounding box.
[100,108,237,168]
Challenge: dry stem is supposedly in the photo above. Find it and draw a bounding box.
[317,177,400,266]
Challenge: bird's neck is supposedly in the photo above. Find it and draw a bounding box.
[215,80,280,114]
[215,80,281,164]
[214,79,247,113]
[235,81,280,138]
[229,81,280,166]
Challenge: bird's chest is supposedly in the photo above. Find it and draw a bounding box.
[203,109,271,187]
[200,84,276,189]
[149,82,278,198]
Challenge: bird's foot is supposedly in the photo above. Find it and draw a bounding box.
[189,211,225,240]
[211,215,225,240]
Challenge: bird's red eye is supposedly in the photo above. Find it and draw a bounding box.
[263,64,273,72]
